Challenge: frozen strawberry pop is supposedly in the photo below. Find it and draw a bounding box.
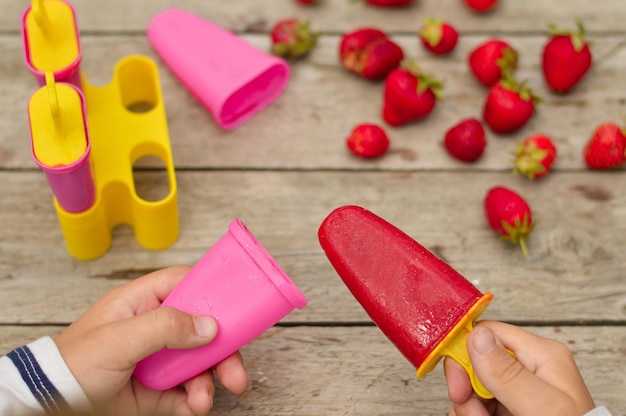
[318,205,495,398]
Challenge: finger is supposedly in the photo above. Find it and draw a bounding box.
[94,307,218,368]
[118,265,193,313]
[214,352,249,395]
[183,370,216,416]
[467,325,569,415]
[443,357,473,403]
[475,321,595,413]
[451,398,494,416]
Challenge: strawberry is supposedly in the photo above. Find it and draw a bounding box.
[339,28,404,80]
[483,76,540,134]
[270,19,319,60]
[513,134,557,179]
[468,39,518,87]
[346,123,391,158]
[443,118,486,162]
[382,60,443,126]
[361,0,414,6]
[484,186,535,257]
[296,0,322,4]
[542,22,592,94]
[583,123,626,170]
[419,19,459,55]
[463,0,499,13]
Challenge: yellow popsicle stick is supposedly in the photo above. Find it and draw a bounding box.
[45,72,63,135]
[31,0,50,29]
[441,318,494,399]
[25,0,80,71]
[416,292,497,399]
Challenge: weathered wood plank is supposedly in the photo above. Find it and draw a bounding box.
[1,325,624,415]
[4,0,626,34]
[2,171,625,324]
[2,34,626,171]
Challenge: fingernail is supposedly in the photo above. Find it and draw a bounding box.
[472,327,497,354]
[193,316,217,337]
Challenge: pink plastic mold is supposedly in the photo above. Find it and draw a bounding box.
[134,218,308,390]
[147,8,290,130]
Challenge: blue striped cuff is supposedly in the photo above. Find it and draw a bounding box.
[7,345,70,414]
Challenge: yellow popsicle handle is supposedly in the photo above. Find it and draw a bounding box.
[45,72,60,119]
[31,0,50,29]
[416,292,516,399]
[443,320,494,399]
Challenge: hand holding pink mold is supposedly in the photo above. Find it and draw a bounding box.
[134,219,308,390]
[318,205,496,399]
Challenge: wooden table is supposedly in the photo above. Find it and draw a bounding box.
[2,1,625,414]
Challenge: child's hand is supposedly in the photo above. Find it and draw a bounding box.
[445,320,595,416]
[54,265,249,416]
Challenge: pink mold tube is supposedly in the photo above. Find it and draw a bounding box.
[32,147,94,213]
[147,8,290,130]
[134,219,308,390]
[28,75,95,213]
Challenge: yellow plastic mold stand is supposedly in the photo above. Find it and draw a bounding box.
[54,55,179,260]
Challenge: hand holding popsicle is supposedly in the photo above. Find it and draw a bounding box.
[445,321,597,416]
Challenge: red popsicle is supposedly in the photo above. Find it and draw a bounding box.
[318,205,494,398]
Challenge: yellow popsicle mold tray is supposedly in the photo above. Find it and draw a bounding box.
[55,55,179,260]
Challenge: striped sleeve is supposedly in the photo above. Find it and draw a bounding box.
[0,337,91,415]
[7,345,70,414]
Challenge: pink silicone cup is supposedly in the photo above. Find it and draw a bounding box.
[21,2,83,89]
[28,85,95,213]
[147,8,290,130]
[133,219,308,391]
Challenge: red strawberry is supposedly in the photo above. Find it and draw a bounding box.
[468,39,518,87]
[463,0,499,12]
[270,19,319,60]
[583,123,626,170]
[484,186,535,257]
[346,123,391,158]
[483,76,540,134]
[382,60,443,126]
[296,0,322,4]
[419,19,459,55]
[513,134,557,179]
[443,118,486,162]
[362,0,414,6]
[339,28,404,80]
[542,22,592,94]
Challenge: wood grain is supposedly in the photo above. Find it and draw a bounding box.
[1,0,625,414]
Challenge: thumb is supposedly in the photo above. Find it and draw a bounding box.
[99,306,218,366]
[468,326,561,414]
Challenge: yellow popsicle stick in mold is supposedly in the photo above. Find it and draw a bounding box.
[25,0,80,71]
[29,72,87,167]
[31,0,50,28]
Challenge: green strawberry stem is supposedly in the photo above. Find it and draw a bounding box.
[496,47,518,79]
[512,141,548,179]
[518,237,529,257]
[420,18,444,46]
[400,59,444,98]
[500,73,541,104]
[548,20,588,52]
[500,213,535,257]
